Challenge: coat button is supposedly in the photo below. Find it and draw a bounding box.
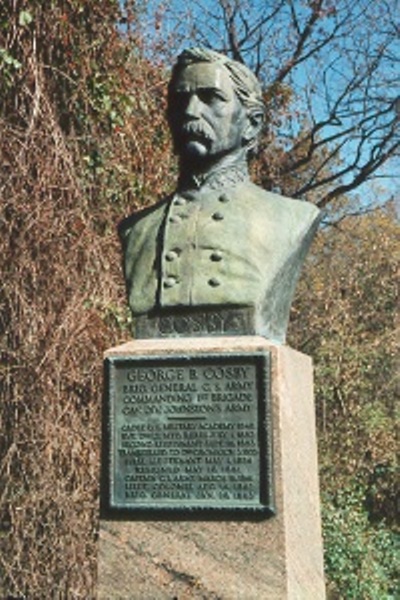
[210,251,223,262]
[181,191,196,202]
[208,278,220,287]
[212,212,224,221]
[219,193,230,203]
[165,250,180,261]
[169,215,182,223]
[164,277,177,288]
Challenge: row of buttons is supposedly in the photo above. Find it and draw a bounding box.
[163,276,221,289]
[165,248,222,262]
[169,211,224,224]
[162,192,230,293]
[172,191,230,204]
[169,190,229,215]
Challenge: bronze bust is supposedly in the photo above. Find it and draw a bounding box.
[119,48,321,342]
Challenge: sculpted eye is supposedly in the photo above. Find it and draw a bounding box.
[198,89,225,104]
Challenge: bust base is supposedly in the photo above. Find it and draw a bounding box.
[97,336,325,599]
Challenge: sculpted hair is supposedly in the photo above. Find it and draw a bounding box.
[168,48,265,151]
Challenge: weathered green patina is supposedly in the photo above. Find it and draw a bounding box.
[119,48,321,343]
[102,350,274,517]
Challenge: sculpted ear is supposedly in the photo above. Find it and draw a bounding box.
[242,110,264,148]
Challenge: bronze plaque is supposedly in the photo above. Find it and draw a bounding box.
[102,351,274,518]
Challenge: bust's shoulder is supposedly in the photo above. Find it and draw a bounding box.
[234,180,320,219]
[118,196,171,242]
[229,181,321,244]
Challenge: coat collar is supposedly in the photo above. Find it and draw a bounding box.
[178,161,249,192]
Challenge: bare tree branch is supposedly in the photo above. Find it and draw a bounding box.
[139,0,400,209]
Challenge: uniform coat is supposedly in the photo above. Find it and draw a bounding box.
[119,169,320,342]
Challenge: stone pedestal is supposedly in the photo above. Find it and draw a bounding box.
[97,337,325,599]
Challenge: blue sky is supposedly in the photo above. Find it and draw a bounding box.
[120,0,399,209]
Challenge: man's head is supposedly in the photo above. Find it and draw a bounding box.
[168,48,264,169]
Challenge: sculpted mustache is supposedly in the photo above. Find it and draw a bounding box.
[181,122,214,141]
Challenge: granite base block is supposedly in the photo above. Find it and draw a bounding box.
[97,336,325,599]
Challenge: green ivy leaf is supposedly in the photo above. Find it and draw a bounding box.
[0,48,22,69]
[18,11,33,27]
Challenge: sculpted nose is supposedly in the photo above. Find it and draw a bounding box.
[185,94,201,118]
